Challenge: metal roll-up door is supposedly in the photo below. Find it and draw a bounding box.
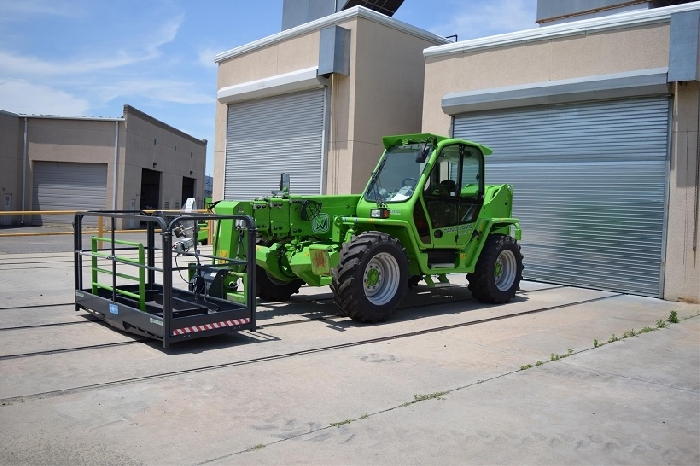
[33,162,108,225]
[224,88,325,199]
[453,97,669,297]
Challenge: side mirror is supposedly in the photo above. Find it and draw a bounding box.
[279,173,290,193]
[415,146,431,163]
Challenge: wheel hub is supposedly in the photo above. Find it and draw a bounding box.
[494,249,517,292]
[363,252,400,306]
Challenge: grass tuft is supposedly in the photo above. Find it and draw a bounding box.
[330,419,354,427]
[668,310,679,324]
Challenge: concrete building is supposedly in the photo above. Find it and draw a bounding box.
[0,105,206,227]
[421,3,700,302]
[212,5,449,200]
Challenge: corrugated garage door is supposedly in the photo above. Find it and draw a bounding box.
[33,162,107,225]
[224,88,325,199]
[453,97,669,297]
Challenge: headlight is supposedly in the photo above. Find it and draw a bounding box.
[370,208,390,219]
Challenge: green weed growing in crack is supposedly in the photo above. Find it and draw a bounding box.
[593,339,601,348]
[567,348,574,356]
[251,444,266,450]
[330,419,354,427]
[623,328,637,338]
[668,310,679,324]
[360,413,369,420]
[550,353,560,361]
[639,326,655,334]
[608,334,619,343]
[413,391,448,402]
[520,364,533,371]
[403,391,449,406]
[656,319,666,328]
[535,360,544,366]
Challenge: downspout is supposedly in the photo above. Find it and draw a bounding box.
[21,117,27,224]
[113,120,119,209]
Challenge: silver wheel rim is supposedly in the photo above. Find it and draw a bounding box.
[494,249,517,292]
[363,252,400,305]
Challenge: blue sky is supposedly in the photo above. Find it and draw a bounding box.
[0,0,537,175]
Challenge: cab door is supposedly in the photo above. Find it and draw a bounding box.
[421,144,484,251]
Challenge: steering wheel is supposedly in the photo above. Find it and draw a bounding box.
[402,177,417,188]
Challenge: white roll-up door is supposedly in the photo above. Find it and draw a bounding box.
[32,162,108,225]
[224,88,325,199]
[453,97,669,297]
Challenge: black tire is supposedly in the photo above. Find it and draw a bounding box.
[408,275,423,288]
[199,238,208,246]
[331,232,408,323]
[467,234,523,303]
[255,265,303,301]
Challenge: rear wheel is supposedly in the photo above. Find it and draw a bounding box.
[467,234,523,303]
[331,232,408,323]
[255,265,303,302]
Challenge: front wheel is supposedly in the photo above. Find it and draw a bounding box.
[331,232,408,323]
[255,266,303,302]
[467,234,523,303]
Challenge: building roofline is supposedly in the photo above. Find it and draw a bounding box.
[424,1,700,58]
[215,5,450,64]
[122,105,206,146]
[16,113,124,122]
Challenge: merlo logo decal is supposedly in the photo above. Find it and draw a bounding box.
[311,213,330,233]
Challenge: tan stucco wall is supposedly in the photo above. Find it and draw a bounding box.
[422,23,671,135]
[122,111,206,214]
[26,118,118,213]
[665,81,700,303]
[0,112,22,225]
[213,29,327,200]
[338,17,439,193]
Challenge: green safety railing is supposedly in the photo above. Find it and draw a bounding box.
[91,236,146,311]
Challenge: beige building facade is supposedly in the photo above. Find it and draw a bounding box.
[0,105,206,228]
[213,6,448,200]
[422,3,700,302]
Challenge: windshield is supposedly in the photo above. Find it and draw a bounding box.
[364,144,428,203]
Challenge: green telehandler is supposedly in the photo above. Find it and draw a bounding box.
[208,133,523,322]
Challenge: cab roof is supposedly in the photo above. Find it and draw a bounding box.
[382,133,493,155]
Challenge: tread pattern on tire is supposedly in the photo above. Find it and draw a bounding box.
[467,234,523,304]
[330,231,408,323]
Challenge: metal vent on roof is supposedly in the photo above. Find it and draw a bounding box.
[340,0,403,17]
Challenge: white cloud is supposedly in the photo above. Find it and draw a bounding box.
[0,79,90,115]
[0,13,185,78]
[197,47,220,68]
[0,50,148,76]
[0,0,82,19]
[145,13,185,55]
[97,79,214,105]
[435,0,538,40]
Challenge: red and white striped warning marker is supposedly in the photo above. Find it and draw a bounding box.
[172,318,251,336]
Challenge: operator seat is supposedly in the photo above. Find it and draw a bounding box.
[439,179,456,196]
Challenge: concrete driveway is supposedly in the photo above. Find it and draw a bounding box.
[0,249,697,465]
